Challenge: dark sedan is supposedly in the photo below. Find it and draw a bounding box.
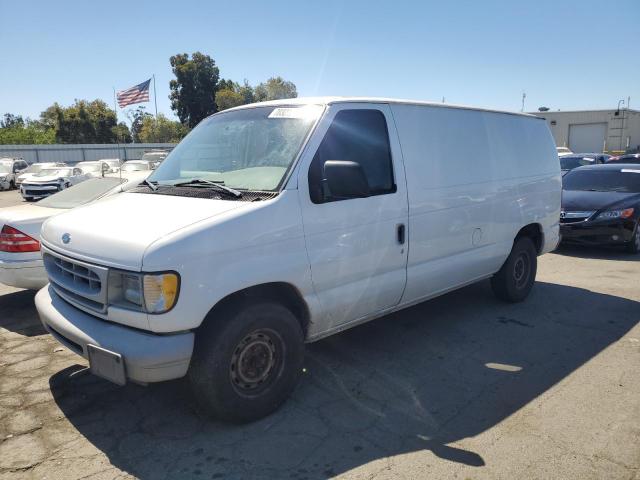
[560,164,640,253]
[560,153,609,176]
[607,153,640,164]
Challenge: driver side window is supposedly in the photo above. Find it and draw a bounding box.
[308,109,395,203]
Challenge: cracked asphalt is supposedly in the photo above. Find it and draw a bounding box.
[0,189,639,479]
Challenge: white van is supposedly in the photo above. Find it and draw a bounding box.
[35,97,561,422]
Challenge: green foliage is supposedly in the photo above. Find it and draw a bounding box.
[41,99,128,144]
[126,106,153,142]
[169,52,220,128]
[215,88,245,111]
[0,117,55,144]
[112,122,132,143]
[214,77,294,111]
[254,77,297,102]
[138,114,190,143]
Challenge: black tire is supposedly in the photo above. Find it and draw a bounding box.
[627,222,640,254]
[189,301,304,423]
[491,237,537,303]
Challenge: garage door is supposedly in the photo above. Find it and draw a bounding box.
[568,123,607,153]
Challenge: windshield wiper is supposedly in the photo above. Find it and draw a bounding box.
[172,179,243,198]
[140,179,158,191]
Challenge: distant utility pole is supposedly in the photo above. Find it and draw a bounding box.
[521,92,526,112]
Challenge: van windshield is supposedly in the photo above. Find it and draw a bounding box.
[148,105,322,192]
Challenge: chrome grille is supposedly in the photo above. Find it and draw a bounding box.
[560,210,595,224]
[42,246,109,314]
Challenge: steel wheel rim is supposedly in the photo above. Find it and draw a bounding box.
[513,252,530,289]
[230,329,281,394]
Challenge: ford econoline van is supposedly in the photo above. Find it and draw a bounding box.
[35,97,561,422]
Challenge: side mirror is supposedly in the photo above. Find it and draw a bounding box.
[322,160,370,201]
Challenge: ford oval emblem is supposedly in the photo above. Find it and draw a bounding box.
[62,233,71,244]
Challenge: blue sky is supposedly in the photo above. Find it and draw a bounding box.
[1,0,638,124]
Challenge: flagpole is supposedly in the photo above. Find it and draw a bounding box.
[113,87,122,165]
[152,75,159,143]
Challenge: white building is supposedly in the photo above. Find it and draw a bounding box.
[530,108,640,154]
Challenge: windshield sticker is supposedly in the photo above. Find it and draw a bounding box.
[268,106,320,119]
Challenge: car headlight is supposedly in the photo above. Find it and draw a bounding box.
[108,270,179,314]
[596,208,634,220]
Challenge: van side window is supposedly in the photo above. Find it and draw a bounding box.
[309,109,395,203]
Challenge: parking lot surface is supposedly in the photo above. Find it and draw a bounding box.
[0,189,639,480]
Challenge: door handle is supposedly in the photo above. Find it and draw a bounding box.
[397,223,406,245]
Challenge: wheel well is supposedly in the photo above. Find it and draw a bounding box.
[516,223,543,254]
[202,282,310,336]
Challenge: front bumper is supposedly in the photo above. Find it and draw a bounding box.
[36,286,194,384]
[0,257,47,289]
[21,184,60,199]
[560,218,637,246]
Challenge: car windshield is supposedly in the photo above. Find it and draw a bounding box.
[38,177,124,209]
[0,164,11,174]
[563,169,640,193]
[34,168,73,177]
[560,156,596,170]
[22,164,48,174]
[148,105,322,191]
[121,162,148,172]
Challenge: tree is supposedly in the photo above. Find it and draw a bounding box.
[126,106,153,142]
[0,117,55,145]
[1,113,25,129]
[169,52,219,128]
[40,99,123,144]
[112,122,132,143]
[215,88,245,111]
[138,114,190,143]
[254,76,297,102]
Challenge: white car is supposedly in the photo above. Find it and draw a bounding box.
[0,158,29,190]
[20,167,90,201]
[0,171,150,290]
[35,97,560,422]
[98,158,122,173]
[0,162,16,191]
[556,146,573,157]
[16,162,68,186]
[120,160,155,173]
[140,150,169,168]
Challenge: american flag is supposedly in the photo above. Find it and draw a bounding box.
[116,79,151,108]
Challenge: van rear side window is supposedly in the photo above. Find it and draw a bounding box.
[309,109,395,203]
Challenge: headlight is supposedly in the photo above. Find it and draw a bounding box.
[108,270,179,314]
[596,208,634,220]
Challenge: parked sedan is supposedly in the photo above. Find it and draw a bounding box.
[607,153,640,164]
[0,162,16,191]
[556,147,573,157]
[120,160,156,172]
[75,161,110,177]
[20,167,90,201]
[16,162,67,186]
[0,158,29,190]
[560,164,640,253]
[0,171,150,289]
[560,153,610,176]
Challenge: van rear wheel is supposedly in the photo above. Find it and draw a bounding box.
[189,301,304,423]
[491,237,537,303]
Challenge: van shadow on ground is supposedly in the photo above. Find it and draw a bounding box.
[49,280,639,480]
[0,289,45,337]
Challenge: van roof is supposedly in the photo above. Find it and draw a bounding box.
[224,96,540,119]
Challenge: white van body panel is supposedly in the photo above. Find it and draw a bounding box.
[295,103,409,335]
[389,104,560,304]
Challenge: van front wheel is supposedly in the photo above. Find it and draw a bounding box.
[189,301,304,423]
[491,237,537,303]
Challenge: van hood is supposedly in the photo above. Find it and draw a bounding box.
[41,192,247,270]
